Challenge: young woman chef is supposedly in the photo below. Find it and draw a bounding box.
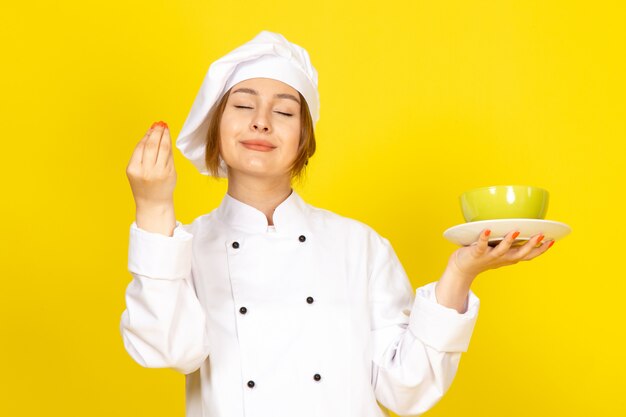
[121,31,553,417]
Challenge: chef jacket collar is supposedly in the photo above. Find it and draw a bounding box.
[215,189,310,234]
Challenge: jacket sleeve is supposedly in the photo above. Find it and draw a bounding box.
[119,220,210,375]
[369,234,479,416]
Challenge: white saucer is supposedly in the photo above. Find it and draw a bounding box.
[443,219,572,246]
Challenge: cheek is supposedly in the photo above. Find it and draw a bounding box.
[219,116,240,148]
[219,115,234,139]
[286,138,300,156]
[281,123,301,153]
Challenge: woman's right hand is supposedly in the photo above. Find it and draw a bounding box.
[126,121,177,235]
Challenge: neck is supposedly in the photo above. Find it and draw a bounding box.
[226,170,293,226]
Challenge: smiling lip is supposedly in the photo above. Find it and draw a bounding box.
[240,139,276,152]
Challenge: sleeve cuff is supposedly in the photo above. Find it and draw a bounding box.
[407,281,480,352]
[127,221,194,280]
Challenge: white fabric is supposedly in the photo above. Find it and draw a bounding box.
[176,31,319,177]
[120,191,480,417]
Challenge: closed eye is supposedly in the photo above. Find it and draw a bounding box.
[234,105,293,117]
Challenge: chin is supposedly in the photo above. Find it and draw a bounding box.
[228,162,289,179]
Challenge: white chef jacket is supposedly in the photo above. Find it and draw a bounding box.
[120,190,480,417]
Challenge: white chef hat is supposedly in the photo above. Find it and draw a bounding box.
[176,30,320,176]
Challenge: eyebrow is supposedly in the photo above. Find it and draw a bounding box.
[231,88,301,105]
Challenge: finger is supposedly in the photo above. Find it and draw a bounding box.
[522,239,555,261]
[128,127,152,168]
[165,150,174,170]
[156,123,171,168]
[472,229,491,256]
[510,233,545,261]
[142,121,165,165]
[491,230,520,258]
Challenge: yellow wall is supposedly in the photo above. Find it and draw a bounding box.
[1,0,624,415]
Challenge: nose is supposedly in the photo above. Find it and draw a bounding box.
[250,108,272,133]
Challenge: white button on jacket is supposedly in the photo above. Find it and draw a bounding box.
[120,190,480,417]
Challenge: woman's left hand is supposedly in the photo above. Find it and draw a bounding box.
[450,229,554,282]
[435,229,554,313]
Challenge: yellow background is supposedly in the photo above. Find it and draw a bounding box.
[1,0,624,415]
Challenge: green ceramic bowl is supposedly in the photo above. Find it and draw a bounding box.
[460,185,549,222]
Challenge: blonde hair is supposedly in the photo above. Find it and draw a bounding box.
[204,87,316,181]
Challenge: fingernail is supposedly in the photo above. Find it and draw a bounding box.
[512,231,520,239]
[485,229,491,237]
[537,234,544,243]
[548,240,555,248]
[151,122,158,129]
[162,121,168,129]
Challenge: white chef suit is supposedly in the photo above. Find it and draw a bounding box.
[120,189,480,417]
